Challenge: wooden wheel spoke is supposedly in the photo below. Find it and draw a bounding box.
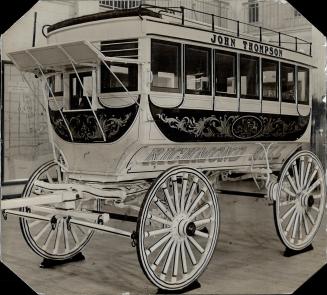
[286,173,298,194]
[56,166,62,183]
[188,236,205,254]
[154,197,173,220]
[184,177,199,213]
[187,187,208,215]
[281,185,296,198]
[184,237,197,265]
[291,212,300,241]
[173,241,181,278]
[285,209,297,234]
[279,200,296,207]
[145,227,171,238]
[148,213,171,226]
[180,173,189,213]
[162,183,177,216]
[29,219,45,229]
[280,204,296,222]
[303,159,312,189]
[302,211,310,235]
[305,166,318,190]
[172,175,180,214]
[63,220,70,252]
[54,220,63,254]
[70,226,79,244]
[306,178,322,196]
[152,238,174,270]
[181,240,188,274]
[34,223,51,242]
[299,157,305,188]
[195,230,209,239]
[311,205,320,213]
[298,212,303,241]
[292,161,301,190]
[305,210,315,225]
[46,172,54,184]
[189,203,211,221]
[147,233,172,255]
[194,218,212,227]
[76,225,86,235]
[43,223,57,250]
[162,241,177,275]
[312,194,322,200]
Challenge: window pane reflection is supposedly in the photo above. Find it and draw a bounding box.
[240,55,259,99]
[185,45,211,95]
[215,51,236,96]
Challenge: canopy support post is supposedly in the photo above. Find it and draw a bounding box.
[24,50,74,143]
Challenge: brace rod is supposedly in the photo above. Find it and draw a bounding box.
[69,218,131,238]
[30,206,108,222]
[24,50,74,142]
[3,209,51,222]
[0,192,78,210]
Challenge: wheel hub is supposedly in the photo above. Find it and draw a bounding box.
[299,192,315,208]
[185,222,196,236]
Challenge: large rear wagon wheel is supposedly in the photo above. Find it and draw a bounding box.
[273,151,326,251]
[136,167,219,290]
[20,161,95,260]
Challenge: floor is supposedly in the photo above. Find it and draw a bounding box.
[1,192,326,295]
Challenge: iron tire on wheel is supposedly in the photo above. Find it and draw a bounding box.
[20,161,95,260]
[273,150,326,251]
[136,166,220,290]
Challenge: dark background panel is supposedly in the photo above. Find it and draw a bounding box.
[286,0,327,36]
[0,0,38,34]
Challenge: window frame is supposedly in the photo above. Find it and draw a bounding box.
[297,66,310,105]
[281,62,296,103]
[100,62,138,93]
[100,39,139,93]
[240,54,260,100]
[184,44,212,96]
[215,49,237,98]
[69,71,93,110]
[261,58,279,101]
[151,39,182,93]
[248,0,259,23]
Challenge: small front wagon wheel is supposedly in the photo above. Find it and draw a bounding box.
[136,167,219,290]
[20,161,95,260]
[273,150,326,251]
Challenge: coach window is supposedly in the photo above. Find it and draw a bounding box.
[281,63,295,102]
[185,45,211,95]
[215,50,237,97]
[101,39,138,93]
[262,59,278,101]
[240,55,259,99]
[297,66,309,105]
[151,40,181,93]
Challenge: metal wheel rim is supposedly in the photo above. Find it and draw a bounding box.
[20,161,95,260]
[275,151,326,250]
[137,166,219,290]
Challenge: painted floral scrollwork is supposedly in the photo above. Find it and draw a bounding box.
[49,105,137,143]
[151,98,310,142]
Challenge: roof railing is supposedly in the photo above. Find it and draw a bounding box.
[139,4,312,56]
